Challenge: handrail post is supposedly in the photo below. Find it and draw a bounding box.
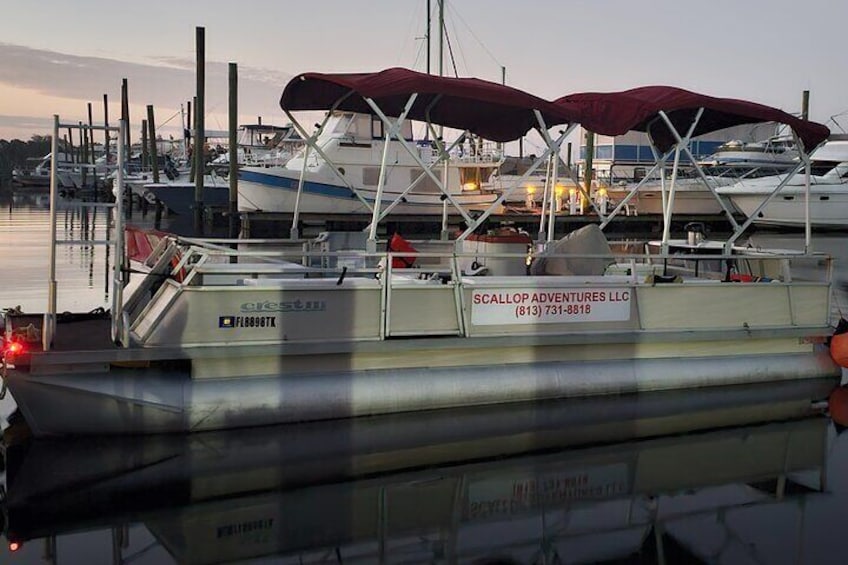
[43,115,60,351]
[111,119,127,345]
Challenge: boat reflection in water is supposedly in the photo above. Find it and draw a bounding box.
[1,378,844,564]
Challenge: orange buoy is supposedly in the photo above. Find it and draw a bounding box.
[830,332,848,368]
[829,386,848,427]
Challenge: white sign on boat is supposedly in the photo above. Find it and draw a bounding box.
[471,287,631,325]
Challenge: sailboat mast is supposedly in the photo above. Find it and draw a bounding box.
[426,0,431,75]
[438,0,444,77]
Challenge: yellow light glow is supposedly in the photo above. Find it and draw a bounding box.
[597,187,608,197]
[555,184,565,196]
[567,186,577,196]
[525,184,536,194]
[463,182,478,191]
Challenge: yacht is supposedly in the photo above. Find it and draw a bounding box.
[702,135,798,171]
[716,136,848,228]
[237,112,502,216]
[209,123,303,170]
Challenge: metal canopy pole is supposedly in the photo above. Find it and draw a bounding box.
[725,131,817,253]
[654,138,670,223]
[44,115,60,351]
[599,149,673,230]
[537,155,553,241]
[364,97,474,225]
[656,109,741,232]
[536,121,605,241]
[283,98,375,212]
[290,143,311,239]
[457,127,571,242]
[660,145,683,251]
[441,159,450,239]
[800,133,812,253]
[459,110,574,239]
[287,109,337,238]
[654,109,705,250]
[366,94,418,242]
[547,144,559,243]
[534,121,606,222]
[366,134,465,229]
[111,119,126,345]
[370,130,398,243]
[725,158,807,252]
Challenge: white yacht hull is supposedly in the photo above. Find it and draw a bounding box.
[716,138,848,227]
[238,167,500,216]
[723,187,848,227]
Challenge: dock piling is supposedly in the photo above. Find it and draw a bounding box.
[194,26,206,236]
[121,79,130,162]
[228,62,238,240]
[147,105,159,184]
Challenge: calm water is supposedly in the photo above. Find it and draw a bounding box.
[1,187,847,564]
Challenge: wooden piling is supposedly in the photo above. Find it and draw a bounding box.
[147,105,159,183]
[78,123,86,167]
[141,119,149,171]
[121,81,133,215]
[67,128,75,164]
[228,62,238,239]
[121,79,130,159]
[103,94,110,166]
[87,103,95,164]
[80,122,89,188]
[194,26,206,236]
[186,99,192,155]
[87,102,98,197]
[802,90,810,121]
[583,131,594,195]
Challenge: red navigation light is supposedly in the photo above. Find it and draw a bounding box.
[9,541,21,552]
[3,340,25,358]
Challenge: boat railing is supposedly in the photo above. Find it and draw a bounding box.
[124,236,834,346]
[140,237,833,292]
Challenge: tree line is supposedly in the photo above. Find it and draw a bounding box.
[0,135,52,184]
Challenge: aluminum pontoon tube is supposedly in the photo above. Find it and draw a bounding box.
[4,351,839,435]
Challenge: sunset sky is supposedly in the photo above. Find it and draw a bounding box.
[2,0,847,144]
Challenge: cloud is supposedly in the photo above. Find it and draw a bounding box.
[0,114,56,140]
[0,114,55,130]
[0,43,291,125]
